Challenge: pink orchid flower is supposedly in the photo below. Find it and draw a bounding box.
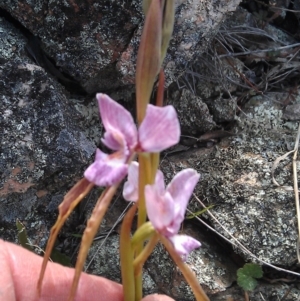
[84,94,180,186]
[123,162,201,259]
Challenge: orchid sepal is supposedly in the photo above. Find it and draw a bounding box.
[85,95,180,188]
[84,149,128,187]
[139,104,180,152]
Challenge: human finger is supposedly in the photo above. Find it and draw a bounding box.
[0,239,123,301]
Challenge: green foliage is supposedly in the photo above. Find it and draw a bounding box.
[16,219,34,252]
[16,218,71,266]
[71,233,83,238]
[185,205,214,220]
[237,263,263,291]
[50,249,72,267]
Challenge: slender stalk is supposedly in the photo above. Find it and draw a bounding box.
[135,152,154,300]
[37,178,94,296]
[292,122,300,262]
[133,234,159,276]
[137,155,151,230]
[68,184,120,301]
[120,204,137,301]
[135,154,150,301]
[245,291,250,301]
[142,153,153,184]
[150,153,160,178]
[160,235,210,301]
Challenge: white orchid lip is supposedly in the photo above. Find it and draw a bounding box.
[84,94,180,187]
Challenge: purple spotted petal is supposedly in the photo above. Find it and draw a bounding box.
[167,169,200,222]
[169,235,201,260]
[145,185,175,232]
[84,149,128,186]
[97,94,138,150]
[138,105,180,152]
[123,161,139,202]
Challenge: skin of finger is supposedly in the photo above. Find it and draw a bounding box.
[0,239,123,301]
[142,294,175,301]
[0,240,174,301]
[0,240,16,300]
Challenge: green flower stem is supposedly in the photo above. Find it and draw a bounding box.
[137,154,151,229]
[142,153,153,183]
[131,222,155,252]
[133,233,159,277]
[137,153,153,230]
[134,268,142,301]
[135,153,153,301]
[159,235,210,301]
[120,204,137,301]
[150,153,159,178]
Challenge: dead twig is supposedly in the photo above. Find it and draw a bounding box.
[218,43,300,59]
[292,123,300,262]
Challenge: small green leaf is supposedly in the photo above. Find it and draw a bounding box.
[50,249,72,267]
[16,219,33,252]
[237,263,263,291]
[71,233,83,238]
[185,205,214,220]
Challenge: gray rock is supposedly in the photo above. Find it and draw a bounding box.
[205,96,237,123]
[162,95,299,266]
[169,88,217,135]
[283,104,300,121]
[0,16,96,245]
[0,0,241,93]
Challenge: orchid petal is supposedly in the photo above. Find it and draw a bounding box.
[167,169,200,221]
[84,149,128,186]
[97,94,138,150]
[101,129,126,152]
[139,105,180,152]
[94,148,108,161]
[154,169,165,193]
[169,235,201,260]
[165,217,182,236]
[123,161,139,202]
[145,185,174,232]
[123,162,165,202]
